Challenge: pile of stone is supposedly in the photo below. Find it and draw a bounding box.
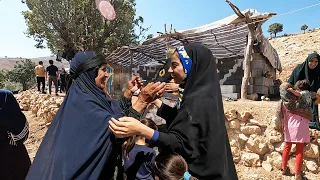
[225,109,320,174]
[16,91,64,123]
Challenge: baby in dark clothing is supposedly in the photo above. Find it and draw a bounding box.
[123,119,158,180]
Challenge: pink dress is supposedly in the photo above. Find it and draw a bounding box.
[283,106,310,143]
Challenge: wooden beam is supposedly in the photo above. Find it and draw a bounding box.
[241,13,255,99]
[129,50,133,78]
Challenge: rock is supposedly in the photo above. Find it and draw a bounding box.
[267,142,275,151]
[247,119,267,127]
[239,121,246,126]
[288,158,307,174]
[247,93,258,101]
[246,135,269,155]
[262,161,273,172]
[273,142,285,153]
[238,111,251,122]
[225,109,238,121]
[267,129,283,143]
[305,160,319,173]
[231,147,241,160]
[240,125,261,135]
[229,119,240,129]
[241,153,261,167]
[273,142,296,154]
[21,104,28,111]
[304,143,319,159]
[263,152,282,170]
[238,133,248,145]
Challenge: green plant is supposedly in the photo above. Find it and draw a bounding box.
[6,59,36,91]
[267,23,283,37]
[301,24,308,33]
[22,0,149,55]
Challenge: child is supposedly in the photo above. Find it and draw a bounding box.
[280,81,312,114]
[123,119,158,180]
[154,153,198,180]
[281,80,311,180]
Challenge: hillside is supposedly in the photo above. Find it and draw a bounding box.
[0,56,70,70]
[269,29,320,82]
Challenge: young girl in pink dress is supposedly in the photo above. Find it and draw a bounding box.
[281,80,312,180]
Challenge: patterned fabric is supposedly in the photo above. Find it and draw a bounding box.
[280,83,312,114]
[177,46,193,78]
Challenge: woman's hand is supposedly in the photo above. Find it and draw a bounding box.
[127,76,143,92]
[165,82,179,92]
[109,117,154,139]
[124,76,143,98]
[138,82,165,104]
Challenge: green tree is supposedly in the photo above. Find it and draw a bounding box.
[0,70,6,88]
[22,0,149,55]
[6,59,36,91]
[301,24,308,33]
[267,23,283,37]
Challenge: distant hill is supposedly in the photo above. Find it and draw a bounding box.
[0,56,70,70]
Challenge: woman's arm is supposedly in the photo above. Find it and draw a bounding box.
[109,117,183,152]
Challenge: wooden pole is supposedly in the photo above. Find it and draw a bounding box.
[241,14,255,99]
[129,50,133,79]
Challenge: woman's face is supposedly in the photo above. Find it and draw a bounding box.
[95,64,110,90]
[168,51,185,84]
[308,58,318,69]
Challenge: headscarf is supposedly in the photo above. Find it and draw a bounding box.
[27,52,123,180]
[288,52,320,91]
[0,89,29,146]
[161,44,237,179]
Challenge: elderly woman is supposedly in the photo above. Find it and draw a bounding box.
[0,89,31,180]
[109,44,238,179]
[288,52,320,130]
[26,52,164,180]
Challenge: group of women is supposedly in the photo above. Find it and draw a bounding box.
[1,42,319,179]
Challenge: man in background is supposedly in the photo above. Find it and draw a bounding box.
[34,61,46,93]
[46,60,59,96]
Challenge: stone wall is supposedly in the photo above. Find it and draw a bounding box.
[225,109,320,174]
[16,91,64,124]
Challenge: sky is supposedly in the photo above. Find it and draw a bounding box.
[0,0,319,59]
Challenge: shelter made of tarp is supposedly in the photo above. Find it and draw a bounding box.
[106,9,281,70]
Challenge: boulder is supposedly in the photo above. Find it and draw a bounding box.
[240,125,261,135]
[246,135,269,155]
[241,153,261,167]
[304,143,319,159]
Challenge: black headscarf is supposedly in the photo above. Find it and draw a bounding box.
[158,44,237,179]
[27,52,123,180]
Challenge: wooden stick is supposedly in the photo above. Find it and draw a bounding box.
[241,13,255,99]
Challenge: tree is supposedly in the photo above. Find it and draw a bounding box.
[6,59,36,91]
[0,70,6,88]
[301,24,308,33]
[267,23,283,37]
[22,0,149,56]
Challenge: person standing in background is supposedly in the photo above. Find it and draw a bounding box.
[34,61,46,93]
[59,68,67,93]
[46,60,59,96]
